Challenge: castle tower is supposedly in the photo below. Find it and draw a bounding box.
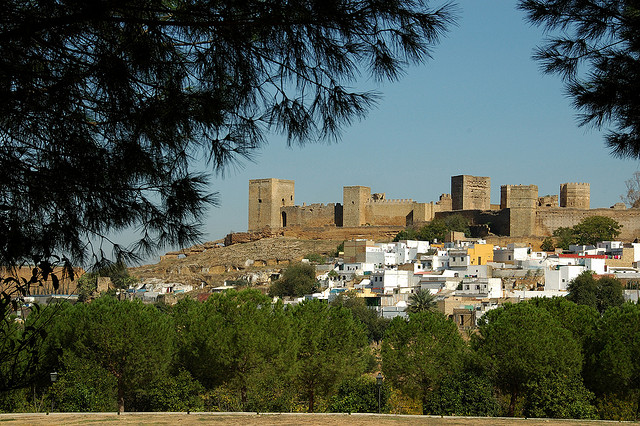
[504,185,538,237]
[343,186,371,227]
[248,178,295,231]
[451,175,491,210]
[560,183,590,209]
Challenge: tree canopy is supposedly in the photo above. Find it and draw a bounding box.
[269,263,317,298]
[394,214,470,242]
[519,0,640,159]
[0,0,458,267]
[382,311,466,414]
[475,302,585,417]
[552,216,622,249]
[567,271,624,314]
[405,289,437,313]
[45,297,175,412]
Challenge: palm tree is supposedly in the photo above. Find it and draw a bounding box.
[406,289,436,314]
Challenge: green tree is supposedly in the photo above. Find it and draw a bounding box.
[174,290,295,411]
[552,216,622,249]
[330,291,390,343]
[382,311,466,414]
[519,0,640,159]
[46,297,175,412]
[48,354,118,412]
[523,373,596,419]
[567,271,599,311]
[416,220,448,242]
[567,271,624,314]
[474,303,583,417]
[442,214,472,236]
[423,371,499,417]
[526,296,599,349]
[328,376,389,413]
[393,214,470,242]
[585,303,640,419]
[573,216,622,246]
[290,300,370,413]
[134,369,205,412]
[0,0,458,267]
[596,276,625,314]
[269,263,317,298]
[406,289,437,313]
[392,228,419,242]
[552,226,576,250]
[540,236,555,252]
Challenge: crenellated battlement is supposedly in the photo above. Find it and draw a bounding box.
[367,198,415,204]
[298,203,338,209]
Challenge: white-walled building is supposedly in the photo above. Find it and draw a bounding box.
[456,278,503,299]
[493,244,530,264]
[545,264,585,291]
[419,253,450,271]
[371,269,418,294]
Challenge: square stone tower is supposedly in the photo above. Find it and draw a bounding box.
[451,175,491,211]
[503,184,538,236]
[343,186,371,227]
[560,183,590,209]
[248,178,295,230]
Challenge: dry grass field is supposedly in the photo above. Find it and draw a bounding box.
[0,412,624,425]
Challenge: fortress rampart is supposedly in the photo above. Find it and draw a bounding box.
[248,176,640,241]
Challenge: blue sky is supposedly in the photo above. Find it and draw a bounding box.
[179,2,639,250]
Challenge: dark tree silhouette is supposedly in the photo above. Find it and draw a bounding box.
[0,0,458,267]
[519,0,640,159]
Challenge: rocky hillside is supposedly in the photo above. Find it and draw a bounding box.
[130,236,342,288]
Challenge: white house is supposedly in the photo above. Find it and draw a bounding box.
[372,269,418,294]
[493,244,530,264]
[456,278,503,299]
[544,264,585,291]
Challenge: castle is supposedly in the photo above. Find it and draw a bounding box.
[248,176,640,240]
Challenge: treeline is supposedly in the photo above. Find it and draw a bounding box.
[1,288,639,419]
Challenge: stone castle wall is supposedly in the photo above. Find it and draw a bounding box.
[536,208,640,240]
[365,199,418,227]
[248,177,640,241]
[281,203,343,227]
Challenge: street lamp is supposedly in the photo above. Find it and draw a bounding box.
[376,372,384,414]
[50,372,58,412]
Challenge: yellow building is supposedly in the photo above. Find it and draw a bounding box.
[467,243,493,265]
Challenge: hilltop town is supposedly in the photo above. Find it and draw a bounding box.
[23,174,639,315]
[123,174,640,326]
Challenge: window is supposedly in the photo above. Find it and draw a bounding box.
[258,199,262,203]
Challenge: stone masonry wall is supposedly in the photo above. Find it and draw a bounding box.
[365,199,417,226]
[536,208,640,240]
[281,203,341,228]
